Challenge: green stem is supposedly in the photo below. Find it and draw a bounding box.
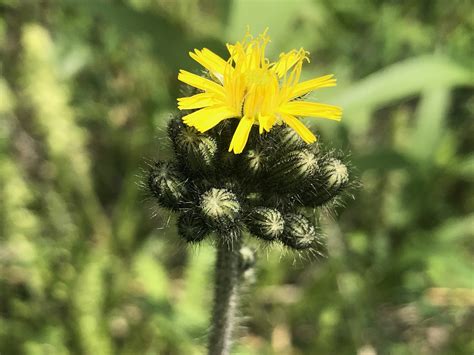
[208,238,242,355]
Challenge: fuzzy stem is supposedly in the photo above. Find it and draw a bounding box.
[208,238,242,355]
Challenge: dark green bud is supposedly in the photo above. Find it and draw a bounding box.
[177,211,210,243]
[167,115,184,142]
[322,158,349,191]
[242,147,268,177]
[281,213,321,250]
[272,126,305,151]
[174,126,217,171]
[200,188,240,227]
[246,207,284,241]
[215,150,239,177]
[267,148,319,191]
[148,161,188,210]
[300,158,349,206]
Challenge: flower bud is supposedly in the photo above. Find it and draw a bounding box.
[148,161,189,210]
[280,213,321,250]
[246,207,284,241]
[167,115,184,142]
[242,147,268,177]
[174,126,217,171]
[177,211,210,243]
[300,158,349,206]
[266,148,319,191]
[323,158,349,191]
[272,126,305,151]
[200,188,240,227]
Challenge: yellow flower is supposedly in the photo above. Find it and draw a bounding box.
[177,30,342,154]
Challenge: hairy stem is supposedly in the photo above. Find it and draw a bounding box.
[208,238,242,355]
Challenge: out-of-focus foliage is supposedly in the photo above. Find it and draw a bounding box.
[1,0,473,354]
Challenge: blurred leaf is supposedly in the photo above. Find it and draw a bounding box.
[133,243,170,302]
[175,245,214,333]
[434,213,474,243]
[335,55,473,134]
[449,154,474,179]
[225,0,311,55]
[354,149,413,171]
[68,0,224,72]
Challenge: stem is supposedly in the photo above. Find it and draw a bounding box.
[208,238,242,355]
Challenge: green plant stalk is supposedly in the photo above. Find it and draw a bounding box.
[208,238,242,355]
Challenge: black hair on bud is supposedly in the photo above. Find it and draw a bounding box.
[200,188,240,228]
[300,157,350,206]
[177,211,210,243]
[280,213,322,250]
[271,126,306,152]
[241,147,268,178]
[245,207,284,241]
[148,161,189,210]
[266,148,319,191]
[167,115,185,143]
[173,126,217,172]
[323,158,349,191]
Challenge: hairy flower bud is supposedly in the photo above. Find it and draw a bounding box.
[177,211,210,243]
[167,115,184,142]
[300,158,350,206]
[148,161,189,209]
[266,148,319,191]
[242,147,268,177]
[272,126,305,152]
[246,207,284,241]
[323,158,349,191]
[173,126,217,171]
[280,213,321,250]
[200,188,240,227]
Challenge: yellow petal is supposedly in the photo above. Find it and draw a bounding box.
[228,116,254,154]
[279,113,316,144]
[177,93,219,110]
[178,70,225,95]
[280,101,342,121]
[289,74,337,99]
[182,106,236,132]
[273,50,301,77]
[189,48,229,75]
[257,114,275,134]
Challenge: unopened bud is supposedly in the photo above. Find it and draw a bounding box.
[148,161,188,210]
[267,148,319,191]
[177,211,210,243]
[243,148,268,177]
[272,126,305,152]
[323,158,349,191]
[200,188,240,227]
[174,126,217,171]
[246,207,284,241]
[281,213,321,250]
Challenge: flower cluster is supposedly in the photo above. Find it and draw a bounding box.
[147,117,352,252]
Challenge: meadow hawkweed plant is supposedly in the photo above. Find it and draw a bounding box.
[147,30,354,355]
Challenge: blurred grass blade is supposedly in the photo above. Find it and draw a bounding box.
[409,87,451,162]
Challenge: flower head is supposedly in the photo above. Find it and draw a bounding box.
[177,29,342,154]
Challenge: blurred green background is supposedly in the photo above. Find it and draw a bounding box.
[1,0,473,354]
